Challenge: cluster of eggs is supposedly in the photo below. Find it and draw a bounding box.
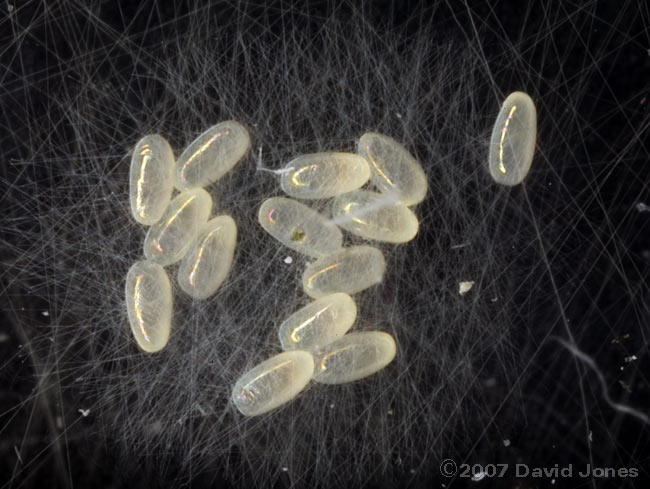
[234,135,428,416]
[124,90,536,416]
[125,120,249,352]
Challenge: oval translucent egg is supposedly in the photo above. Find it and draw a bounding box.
[313,331,396,384]
[279,293,357,352]
[302,246,386,298]
[125,260,173,353]
[488,91,537,186]
[280,152,370,199]
[331,190,419,243]
[177,215,237,299]
[357,132,428,205]
[175,120,251,190]
[129,134,175,225]
[258,197,342,257]
[143,188,212,266]
[231,350,315,416]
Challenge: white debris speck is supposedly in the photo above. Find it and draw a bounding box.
[458,281,474,295]
[471,471,486,481]
[636,202,650,212]
[8,4,14,13]
[551,479,556,485]
[503,439,511,447]
[282,467,289,472]
[41,311,49,317]
[78,409,90,417]
[284,256,293,264]
[588,431,593,443]
[14,446,22,464]
[450,242,469,249]
[491,296,498,303]
[395,112,402,119]
[329,403,335,409]
[624,355,637,363]
[55,416,63,429]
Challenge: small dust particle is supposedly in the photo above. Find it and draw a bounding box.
[612,334,630,344]
[290,229,306,242]
[636,202,650,212]
[284,256,293,264]
[471,471,486,481]
[458,281,474,295]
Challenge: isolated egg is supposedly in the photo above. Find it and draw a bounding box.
[488,91,537,186]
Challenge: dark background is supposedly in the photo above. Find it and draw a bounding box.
[1,1,649,488]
